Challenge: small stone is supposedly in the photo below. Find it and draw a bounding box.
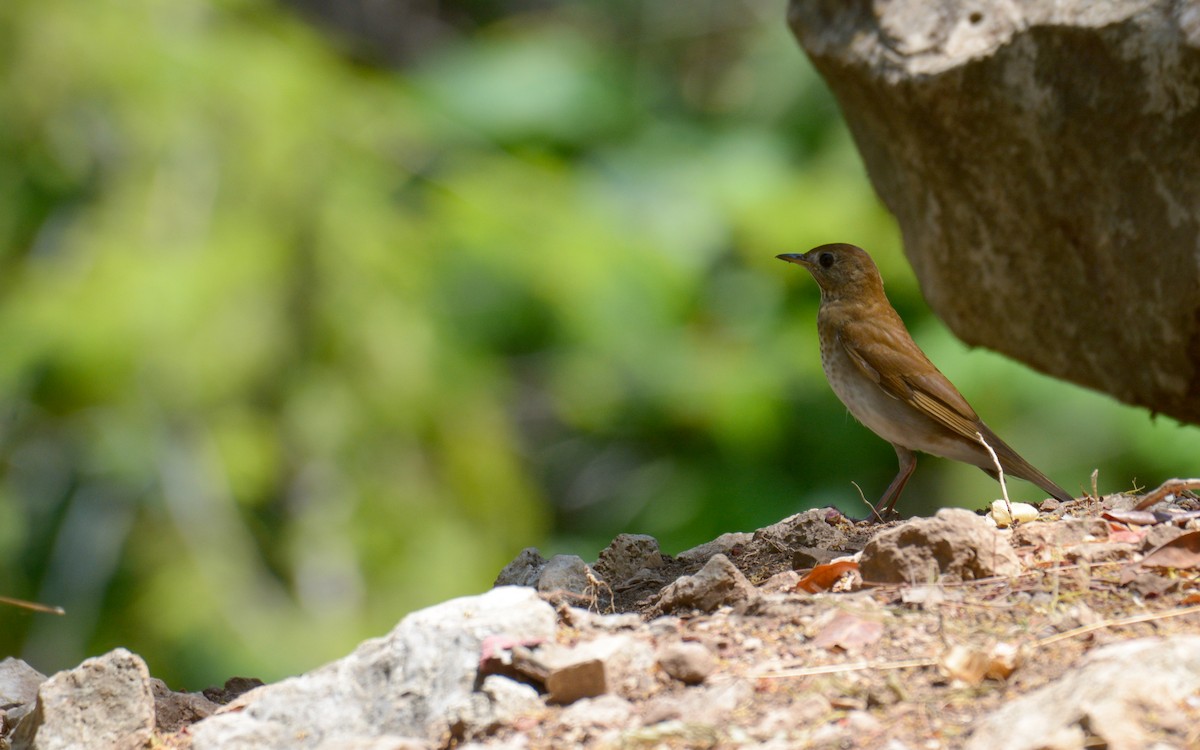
[150,678,220,733]
[657,642,716,685]
[480,675,542,723]
[593,534,663,586]
[536,555,597,600]
[792,546,840,569]
[545,659,606,705]
[558,694,633,729]
[676,533,754,564]
[1012,518,1107,548]
[201,676,265,705]
[845,710,883,734]
[537,634,653,704]
[641,680,753,726]
[654,554,758,614]
[860,508,1020,583]
[494,548,548,587]
[754,509,850,551]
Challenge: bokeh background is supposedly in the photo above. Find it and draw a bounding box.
[1,0,1196,689]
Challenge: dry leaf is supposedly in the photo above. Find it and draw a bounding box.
[1139,530,1200,570]
[1106,526,1146,545]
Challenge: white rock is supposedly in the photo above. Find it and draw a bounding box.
[11,648,154,750]
[966,636,1200,750]
[189,587,556,749]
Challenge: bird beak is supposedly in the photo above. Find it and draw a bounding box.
[776,253,809,266]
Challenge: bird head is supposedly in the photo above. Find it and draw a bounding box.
[776,243,885,302]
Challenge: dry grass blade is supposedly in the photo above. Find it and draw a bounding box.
[0,594,65,615]
[754,656,938,680]
[976,431,1010,510]
[1036,603,1200,647]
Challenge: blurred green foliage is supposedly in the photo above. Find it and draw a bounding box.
[0,0,1194,688]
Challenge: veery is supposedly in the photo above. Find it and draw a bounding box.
[777,243,1073,515]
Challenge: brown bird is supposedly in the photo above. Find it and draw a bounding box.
[777,243,1072,515]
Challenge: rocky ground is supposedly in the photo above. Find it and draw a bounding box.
[2,481,1200,749]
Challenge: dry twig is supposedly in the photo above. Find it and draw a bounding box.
[976,431,1010,511]
[1133,478,1200,511]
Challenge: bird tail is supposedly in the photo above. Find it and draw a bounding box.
[977,427,1074,504]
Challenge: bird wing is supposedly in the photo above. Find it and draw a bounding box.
[836,314,1073,503]
[836,316,984,442]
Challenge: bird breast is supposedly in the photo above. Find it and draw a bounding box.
[816,328,985,465]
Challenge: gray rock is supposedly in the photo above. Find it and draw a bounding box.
[859,508,1020,583]
[966,636,1200,750]
[0,658,46,723]
[593,534,663,586]
[536,634,654,705]
[11,648,155,750]
[478,675,541,724]
[641,679,753,726]
[558,694,634,730]
[676,532,754,565]
[1011,518,1108,549]
[535,555,596,600]
[494,550,605,606]
[150,678,220,733]
[493,547,548,587]
[188,586,557,749]
[789,0,1200,425]
[754,510,849,552]
[655,554,759,614]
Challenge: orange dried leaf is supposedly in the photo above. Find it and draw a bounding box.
[795,560,859,593]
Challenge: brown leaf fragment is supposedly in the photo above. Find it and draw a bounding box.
[1138,530,1200,570]
[1118,570,1182,598]
[795,560,859,593]
[811,610,883,653]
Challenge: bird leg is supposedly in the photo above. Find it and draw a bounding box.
[876,445,917,516]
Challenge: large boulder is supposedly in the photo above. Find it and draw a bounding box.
[789,0,1200,424]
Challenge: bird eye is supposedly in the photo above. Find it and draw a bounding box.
[818,252,835,269]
